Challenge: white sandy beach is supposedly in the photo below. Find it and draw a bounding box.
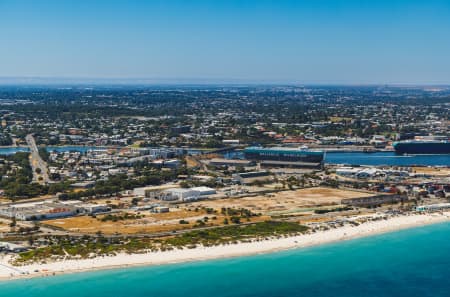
[1,212,449,281]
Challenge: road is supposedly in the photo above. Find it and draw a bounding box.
[25,134,50,184]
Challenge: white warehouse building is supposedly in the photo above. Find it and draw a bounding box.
[163,188,200,202]
[190,186,216,196]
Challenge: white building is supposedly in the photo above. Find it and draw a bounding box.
[0,242,28,252]
[133,185,179,198]
[134,185,214,202]
[336,166,390,179]
[222,139,240,145]
[190,186,216,196]
[82,203,111,214]
[336,167,360,176]
[0,200,84,221]
[416,203,450,212]
[163,188,200,201]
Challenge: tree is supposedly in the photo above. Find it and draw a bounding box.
[230,216,241,224]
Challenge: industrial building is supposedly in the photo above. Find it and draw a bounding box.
[163,188,200,201]
[0,242,28,253]
[152,206,170,213]
[336,167,409,180]
[341,194,407,207]
[140,186,216,202]
[232,171,272,185]
[222,139,240,145]
[259,160,322,169]
[133,185,179,198]
[416,203,450,212]
[190,186,217,196]
[82,203,111,214]
[0,200,110,221]
[209,158,253,167]
[0,201,83,221]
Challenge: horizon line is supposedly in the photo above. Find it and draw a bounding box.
[0,76,449,87]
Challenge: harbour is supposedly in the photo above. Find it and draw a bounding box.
[1,147,448,167]
[225,150,450,167]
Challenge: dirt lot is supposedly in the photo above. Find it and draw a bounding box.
[412,167,450,177]
[43,208,266,235]
[0,222,9,232]
[185,156,202,168]
[189,187,374,216]
[42,187,373,234]
[0,198,10,204]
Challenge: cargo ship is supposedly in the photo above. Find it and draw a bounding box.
[244,146,324,168]
[393,136,450,154]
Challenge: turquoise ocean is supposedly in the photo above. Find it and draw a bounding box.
[2,222,450,297]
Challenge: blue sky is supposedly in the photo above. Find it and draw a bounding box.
[1,0,450,84]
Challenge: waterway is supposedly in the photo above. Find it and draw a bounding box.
[0,147,448,166]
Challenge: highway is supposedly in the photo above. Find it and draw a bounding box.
[25,134,50,184]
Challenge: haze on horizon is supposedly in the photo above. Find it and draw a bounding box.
[1,0,450,85]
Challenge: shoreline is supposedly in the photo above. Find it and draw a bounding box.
[1,212,449,282]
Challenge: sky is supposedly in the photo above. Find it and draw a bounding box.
[1,0,450,84]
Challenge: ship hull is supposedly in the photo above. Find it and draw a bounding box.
[244,148,324,163]
[393,142,450,154]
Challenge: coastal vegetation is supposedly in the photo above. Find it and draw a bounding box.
[165,221,308,247]
[314,206,353,214]
[99,213,144,222]
[14,221,308,264]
